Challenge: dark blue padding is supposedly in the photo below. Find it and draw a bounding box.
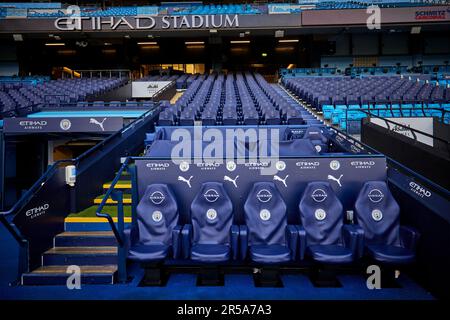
[128,184,181,263]
[298,181,361,264]
[303,126,329,153]
[354,181,419,264]
[186,182,237,262]
[242,182,297,264]
[275,139,318,157]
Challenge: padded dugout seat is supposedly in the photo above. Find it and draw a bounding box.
[182,182,239,263]
[241,182,298,264]
[303,126,329,153]
[298,182,363,264]
[354,181,419,265]
[126,184,181,263]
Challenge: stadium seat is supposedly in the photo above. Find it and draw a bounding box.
[303,126,329,153]
[182,182,238,263]
[127,184,181,263]
[298,181,363,264]
[241,182,298,264]
[354,181,419,265]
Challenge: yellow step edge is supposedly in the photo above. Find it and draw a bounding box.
[103,183,132,189]
[65,217,132,223]
[94,198,132,204]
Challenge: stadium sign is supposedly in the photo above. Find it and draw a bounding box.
[55,14,240,31]
[302,6,450,26]
[3,117,124,134]
[0,14,301,33]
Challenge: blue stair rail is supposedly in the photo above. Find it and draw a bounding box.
[95,158,131,283]
[0,106,159,284]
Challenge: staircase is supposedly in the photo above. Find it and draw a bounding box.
[21,231,118,285]
[21,174,132,286]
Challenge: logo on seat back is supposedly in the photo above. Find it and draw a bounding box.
[204,189,220,203]
[368,189,384,203]
[371,209,383,221]
[149,191,165,205]
[206,208,217,220]
[152,210,163,222]
[259,209,271,221]
[256,189,272,203]
[311,189,327,203]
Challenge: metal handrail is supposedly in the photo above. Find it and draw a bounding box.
[345,107,450,146]
[0,106,158,243]
[94,158,131,247]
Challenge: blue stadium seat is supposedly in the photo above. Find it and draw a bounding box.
[182,182,238,262]
[354,181,419,264]
[127,184,181,262]
[241,182,298,263]
[303,126,329,153]
[298,182,363,264]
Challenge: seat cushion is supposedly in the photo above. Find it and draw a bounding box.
[191,244,230,263]
[250,244,291,264]
[367,245,415,264]
[307,245,354,264]
[128,243,170,262]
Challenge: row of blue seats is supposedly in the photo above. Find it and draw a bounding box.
[323,104,450,128]
[146,126,331,155]
[128,180,418,266]
[76,101,155,108]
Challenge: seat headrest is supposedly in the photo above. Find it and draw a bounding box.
[303,126,328,143]
[190,182,233,244]
[244,182,287,246]
[135,184,179,245]
[354,181,400,246]
[299,181,344,245]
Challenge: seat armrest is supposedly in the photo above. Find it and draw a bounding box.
[123,228,132,255]
[230,225,239,260]
[286,225,299,260]
[172,225,182,259]
[400,225,420,252]
[181,224,193,259]
[296,225,307,260]
[342,224,364,259]
[239,225,248,260]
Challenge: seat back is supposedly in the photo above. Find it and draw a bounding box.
[134,184,179,245]
[244,182,287,246]
[299,181,344,245]
[190,182,233,245]
[354,181,400,246]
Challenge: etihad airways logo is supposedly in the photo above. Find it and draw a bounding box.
[26,204,50,220]
[19,120,48,130]
[409,182,432,198]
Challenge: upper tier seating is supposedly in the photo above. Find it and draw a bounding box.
[2,1,440,19]
[354,181,420,265]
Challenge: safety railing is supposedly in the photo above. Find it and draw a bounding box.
[0,105,159,283]
[343,107,450,135]
[352,109,450,158]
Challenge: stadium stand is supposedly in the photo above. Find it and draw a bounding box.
[0,77,128,118]
[0,0,449,306]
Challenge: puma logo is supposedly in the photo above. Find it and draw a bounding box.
[224,175,239,188]
[89,118,107,131]
[273,175,289,188]
[178,175,193,188]
[327,174,343,187]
